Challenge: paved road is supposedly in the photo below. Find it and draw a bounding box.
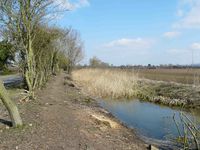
[0,74,23,88]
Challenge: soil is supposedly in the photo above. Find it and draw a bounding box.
[0,72,147,150]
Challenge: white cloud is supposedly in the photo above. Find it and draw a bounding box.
[165,48,192,64]
[163,31,181,38]
[177,9,184,17]
[191,42,200,50]
[46,0,89,19]
[166,45,200,65]
[167,42,200,55]
[53,0,90,11]
[104,38,154,50]
[167,48,188,54]
[75,0,90,8]
[174,0,200,28]
[94,38,156,65]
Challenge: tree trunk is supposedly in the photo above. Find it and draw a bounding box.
[25,35,36,99]
[0,80,23,127]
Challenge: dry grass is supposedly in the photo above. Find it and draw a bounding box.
[72,68,200,108]
[72,68,139,99]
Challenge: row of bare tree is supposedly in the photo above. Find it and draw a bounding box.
[0,0,84,127]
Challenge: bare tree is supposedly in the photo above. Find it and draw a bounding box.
[1,0,47,97]
[89,56,110,68]
[0,0,66,126]
[57,28,84,73]
[0,0,68,97]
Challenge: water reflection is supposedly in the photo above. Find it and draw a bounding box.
[98,99,200,141]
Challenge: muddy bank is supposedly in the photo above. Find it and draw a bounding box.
[135,79,200,108]
[0,73,147,150]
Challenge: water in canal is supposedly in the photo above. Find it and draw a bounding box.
[98,99,200,142]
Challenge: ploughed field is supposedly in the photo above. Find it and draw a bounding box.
[136,68,200,85]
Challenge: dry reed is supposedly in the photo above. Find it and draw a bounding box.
[72,68,139,99]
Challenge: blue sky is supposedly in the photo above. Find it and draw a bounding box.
[56,0,200,65]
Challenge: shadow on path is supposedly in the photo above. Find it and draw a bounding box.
[0,119,12,127]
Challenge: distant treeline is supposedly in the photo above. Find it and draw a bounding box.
[115,64,200,69]
[77,56,200,69]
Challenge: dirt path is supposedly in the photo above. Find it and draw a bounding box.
[0,73,146,150]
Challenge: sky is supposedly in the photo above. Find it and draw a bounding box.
[56,0,200,65]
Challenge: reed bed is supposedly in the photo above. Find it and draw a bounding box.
[72,68,139,99]
[72,68,200,108]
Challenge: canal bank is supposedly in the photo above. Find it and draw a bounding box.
[98,99,200,142]
[134,79,200,109]
[0,73,147,150]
